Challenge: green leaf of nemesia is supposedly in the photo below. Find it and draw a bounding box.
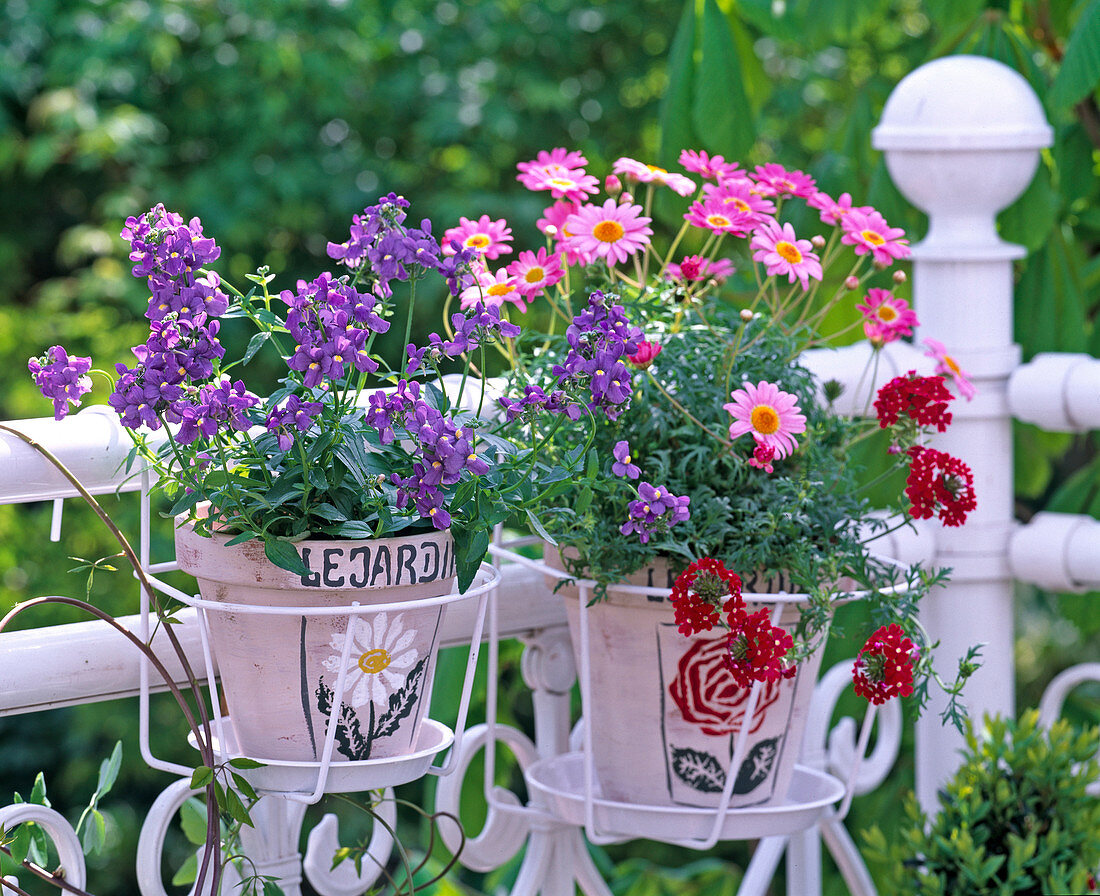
[242,331,272,366]
[81,809,106,855]
[171,852,199,887]
[223,785,253,827]
[263,538,311,577]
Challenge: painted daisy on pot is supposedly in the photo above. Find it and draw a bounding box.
[322,612,420,711]
[749,220,823,290]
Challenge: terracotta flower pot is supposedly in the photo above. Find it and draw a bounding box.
[545,545,825,810]
[175,516,456,763]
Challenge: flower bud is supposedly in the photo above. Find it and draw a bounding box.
[620,192,634,205]
[844,276,860,290]
[811,234,826,249]
[740,309,754,322]
[893,269,908,284]
[605,174,622,197]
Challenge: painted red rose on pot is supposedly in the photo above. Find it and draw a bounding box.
[668,635,782,736]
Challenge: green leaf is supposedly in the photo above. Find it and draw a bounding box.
[81,809,106,855]
[29,773,48,807]
[228,757,267,770]
[190,766,214,790]
[524,508,556,545]
[230,772,259,803]
[692,0,755,159]
[179,798,209,847]
[9,824,29,867]
[320,520,376,538]
[242,330,272,366]
[222,785,253,827]
[223,529,260,547]
[171,852,198,887]
[998,161,1059,252]
[657,0,696,168]
[95,741,123,798]
[1051,0,1100,109]
[263,538,311,577]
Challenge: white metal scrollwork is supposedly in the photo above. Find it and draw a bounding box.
[0,803,87,892]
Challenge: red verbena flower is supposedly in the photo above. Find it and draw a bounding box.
[905,446,977,527]
[853,623,917,704]
[725,607,796,688]
[670,558,743,636]
[874,371,954,432]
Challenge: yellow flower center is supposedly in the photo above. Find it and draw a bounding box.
[593,220,625,243]
[706,214,732,229]
[524,266,545,283]
[486,282,512,297]
[862,230,886,246]
[775,241,803,264]
[465,234,491,249]
[726,198,750,212]
[550,177,575,190]
[646,164,667,175]
[750,405,781,435]
[944,354,961,374]
[876,305,898,322]
[358,648,392,674]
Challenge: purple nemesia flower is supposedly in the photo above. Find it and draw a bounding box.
[441,303,521,357]
[175,378,260,445]
[619,481,691,544]
[550,291,642,421]
[27,346,93,420]
[265,395,323,451]
[122,205,229,326]
[282,273,389,387]
[612,441,641,480]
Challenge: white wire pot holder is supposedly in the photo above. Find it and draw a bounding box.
[485,535,889,849]
[135,484,498,803]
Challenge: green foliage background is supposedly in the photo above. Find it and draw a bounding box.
[2,0,1100,893]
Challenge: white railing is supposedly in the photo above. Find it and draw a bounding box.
[2,53,1098,896]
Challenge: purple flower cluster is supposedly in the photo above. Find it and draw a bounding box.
[365,382,490,529]
[109,317,226,430]
[176,378,261,445]
[282,273,390,388]
[27,346,93,420]
[327,193,478,299]
[497,384,572,423]
[620,482,691,544]
[406,303,522,376]
[265,395,324,451]
[551,291,642,421]
[121,205,229,325]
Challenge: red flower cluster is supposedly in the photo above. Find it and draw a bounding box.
[725,607,796,689]
[874,371,954,432]
[669,557,742,635]
[853,623,918,704]
[906,446,977,527]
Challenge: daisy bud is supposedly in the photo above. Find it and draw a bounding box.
[740,309,754,322]
[893,269,908,284]
[621,192,634,204]
[811,234,826,249]
[844,275,860,290]
[605,174,622,197]
[543,225,558,237]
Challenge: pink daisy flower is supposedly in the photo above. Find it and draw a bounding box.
[612,157,697,197]
[537,200,578,238]
[563,199,652,266]
[665,255,735,283]
[527,168,600,203]
[517,148,589,178]
[841,210,911,266]
[724,380,807,460]
[679,149,742,181]
[443,215,513,260]
[807,191,872,228]
[459,265,526,311]
[702,180,776,218]
[923,339,976,401]
[857,289,918,345]
[751,163,817,199]
[684,198,757,236]
[506,247,564,298]
[750,220,823,291]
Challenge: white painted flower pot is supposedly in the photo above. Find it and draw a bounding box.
[175,517,456,763]
[547,547,824,810]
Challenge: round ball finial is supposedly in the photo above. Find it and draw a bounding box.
[872,55,1053,256]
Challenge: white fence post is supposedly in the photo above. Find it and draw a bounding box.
[872,55,1052,811]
